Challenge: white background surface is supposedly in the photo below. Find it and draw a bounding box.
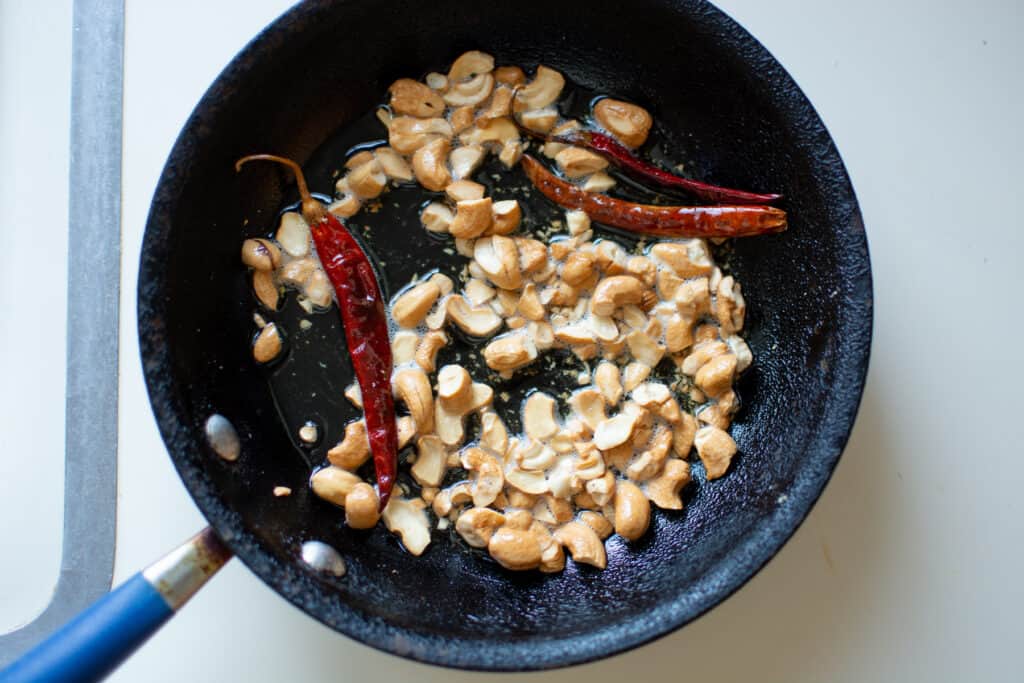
[2,0,1022,681]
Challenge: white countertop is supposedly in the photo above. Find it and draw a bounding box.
[2,0,1022,680]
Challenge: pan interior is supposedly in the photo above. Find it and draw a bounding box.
[138,0,871,670]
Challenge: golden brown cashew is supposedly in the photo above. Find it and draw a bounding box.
[645,459,691,510]
[554,522,607,569]
[392,367,434,434]
[327,419,371,470]
[344,483,380,529]
[613,481,651,541]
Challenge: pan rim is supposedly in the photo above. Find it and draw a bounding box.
[137,0,873,670]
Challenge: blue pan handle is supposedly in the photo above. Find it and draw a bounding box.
[0,528,231,683]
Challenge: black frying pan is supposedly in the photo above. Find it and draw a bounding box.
[3,0,872,678]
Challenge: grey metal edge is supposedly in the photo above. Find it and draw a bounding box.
[0,0,123,665]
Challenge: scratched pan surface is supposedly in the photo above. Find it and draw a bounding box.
[139,0,872,670]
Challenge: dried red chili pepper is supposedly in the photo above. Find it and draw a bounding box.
[521,155,787,238]
[236,154,397,509]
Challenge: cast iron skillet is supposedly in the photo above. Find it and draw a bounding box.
[138,0,872,671]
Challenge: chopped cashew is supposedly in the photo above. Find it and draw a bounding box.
[645,459,691,509]
[447,295,503,337]
[310,466,361,506]
[490,199,521,235]
[241,238,281,271]
[462,447,505,507]
[594,412,638,450]
[513,65,565,111]
[555,147,609,178]
[594,98,653,148]
[591,275,645,316]
[449,145,485,180]
[375,146,414,182]
[482,333,538,373]
[388,78,446,117]
[345,483,380,529]
[253,323,282,363]
[450,197,493,238]
[694,426,738,480]
[388,116,453,154]
[613,481,651,541]
[325,419,370,473]
[523,392,559,440]
[446,179,486,202]
[474,236,522,289]
[382,498,431,555]
[456,507,506,548]
[411,435,447,487]
[412,137,451,191]
[415,330,447,372]
[554,522,606,568]
[392,281,442,328]
[488,527,542,570]
[420,202,453,233]
[392,367,434,434]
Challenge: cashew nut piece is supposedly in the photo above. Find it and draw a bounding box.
[613,481,651,541]
[241,238,281,271]
[252,270,280,310]
[725,334,753,373]
[448,50,495,82]
[533,522,567,573]
[594,98,653,148]
[681,340,728,376]
[488,528,542,571]
[388,116,453,154]
[458,117,519,147]
[437,364,473,412]
[396,415,417,449]
[347,159,387,200]
[583,171,616,192]
[494,65,525,85]
[480,411,509,454]
[473,236,522,289]
[412,136,451,191]
[561,251,595,286]
[517,283,545,321]
[523,392,559,441]
[374,146,414,182]
[694,425,737,480]
[253,323,282,363]
[569,388,606,432]
[456,507,506,548]
[420,202,453,233]
[579,511,614,540]
[651,240,713,278]
[626,329,665,367]
[482,333,538,373]
[715,275,746,334]
[513,65,565,111]
[450,197,493,238]
[627,428,673,482]
[695,353,737,399]
[310,466,362,507]
[591,275,645,316]
[447,295,503,338]
[415,330,447,372]
[593,412,639,450]
[392,281,442,328]
[382,497,431,556]
[645,459,691,510]
[411,435,447,487]
[276,212,310,257]
[392,367,434,434]
[461,447,505,507]
[327,419,371,470]
[594,361,623,404]
[555,147,609,179]
[445,179,485,202]
[388,78,446,117]
[480,86,514,119]
[519,107,559,133]
[554,522,607,569]
[490,199,521,235]
[345,483,380,529]
[449,145,485,180]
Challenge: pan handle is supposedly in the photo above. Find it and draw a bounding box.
[0,527,232,683]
